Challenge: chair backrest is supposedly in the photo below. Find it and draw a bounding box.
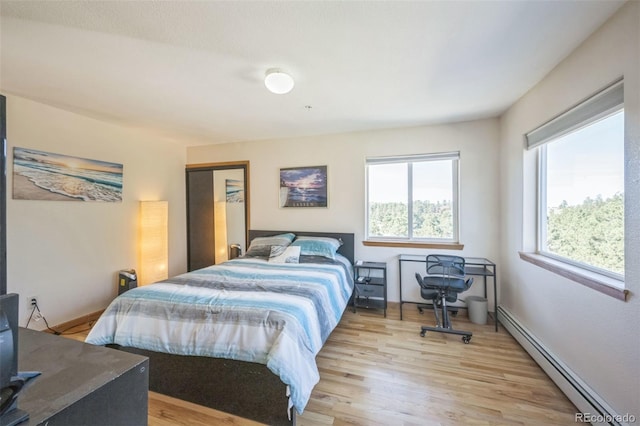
[426,254,465,278]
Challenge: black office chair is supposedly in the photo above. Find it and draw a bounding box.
[415,254,474,343]
[414,272,439,315]
[415,272,459,321]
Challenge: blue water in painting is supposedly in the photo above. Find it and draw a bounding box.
[13,149,123,201]
[280,166,327,207]
[226,188,244,203]
[286,187,327,206]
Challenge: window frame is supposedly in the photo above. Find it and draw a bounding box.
[525,78,625,292]
[537,132,624,282]
[365,152,460,244]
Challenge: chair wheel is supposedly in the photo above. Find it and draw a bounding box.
[420,331,426,337]
[418,307,424,314]
[462,336,471,344]
[450,311,458,317]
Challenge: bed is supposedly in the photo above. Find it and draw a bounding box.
[85,230,355,425]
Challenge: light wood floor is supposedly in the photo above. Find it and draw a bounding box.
[62,303,578,425]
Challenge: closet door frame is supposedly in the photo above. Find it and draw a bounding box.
[186,161,250,271]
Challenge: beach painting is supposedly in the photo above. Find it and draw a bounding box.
[13,147,123,202]
[279,165,327,208]
[225,179,244,203]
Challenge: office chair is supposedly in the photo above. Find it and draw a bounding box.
[415,254,474,343]
[415,272,459,319]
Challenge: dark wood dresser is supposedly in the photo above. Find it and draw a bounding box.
[14,328,148,426]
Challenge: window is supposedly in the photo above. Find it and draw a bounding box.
[526,80,624,283]
[366,152,459,243]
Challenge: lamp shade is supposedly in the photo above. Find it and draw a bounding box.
[214,201,228,264]
[139,201,168,285]
[264,68,294,94]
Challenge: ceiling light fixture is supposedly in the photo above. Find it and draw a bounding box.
[264,68,294,94]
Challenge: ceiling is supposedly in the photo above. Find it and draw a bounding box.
[0,1,625,146]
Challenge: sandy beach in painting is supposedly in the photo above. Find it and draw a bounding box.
[12,147,123,202]
[13,174,79,201]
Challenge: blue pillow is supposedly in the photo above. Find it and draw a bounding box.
[291,236,342,259]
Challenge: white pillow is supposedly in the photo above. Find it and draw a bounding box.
[268,245,301,263]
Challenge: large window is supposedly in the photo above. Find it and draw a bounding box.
[366,152,459,243]
[527,80,624,283]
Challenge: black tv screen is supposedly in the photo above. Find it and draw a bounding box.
[0,293,20,422]
[0,293,18,389]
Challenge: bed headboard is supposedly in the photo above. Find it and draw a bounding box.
[248,230,355,265]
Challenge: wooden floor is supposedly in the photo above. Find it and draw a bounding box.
[62,303,578,425]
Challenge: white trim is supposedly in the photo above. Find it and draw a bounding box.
[366,151,459,164]
[537,146,547,250]
[525,78,624,149]
[535,108,625,282]
[452,157,460,243]
[365,153,460,242]
[498,306,633,426]
[407,162,414,238]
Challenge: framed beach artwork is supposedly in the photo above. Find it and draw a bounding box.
[225,179,244,203]
[279,165,327,208]
[13,147,123,202]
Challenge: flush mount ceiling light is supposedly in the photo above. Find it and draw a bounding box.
[264,68,294,94]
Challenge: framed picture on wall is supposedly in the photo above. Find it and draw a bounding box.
[13,147,123,202]
[279,165,327,208]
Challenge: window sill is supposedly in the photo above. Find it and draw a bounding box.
[518,252,628,301]
[363,240,464,250]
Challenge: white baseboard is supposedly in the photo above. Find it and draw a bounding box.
[497,306,632,426]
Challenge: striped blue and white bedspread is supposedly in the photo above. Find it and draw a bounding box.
[86,255,354,414]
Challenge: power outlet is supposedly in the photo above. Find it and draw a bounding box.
[26,296,38,310]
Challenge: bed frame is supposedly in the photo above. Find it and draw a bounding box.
[112,230,355,426]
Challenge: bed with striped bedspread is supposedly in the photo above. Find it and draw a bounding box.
[85,255,354,415]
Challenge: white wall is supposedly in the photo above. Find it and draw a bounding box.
[498,1,639,416]
[5,95,188,328]
[4,97,500,324]
[188,118,500,305]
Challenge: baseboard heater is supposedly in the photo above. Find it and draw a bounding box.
[497,306,631,426]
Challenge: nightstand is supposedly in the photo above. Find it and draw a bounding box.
[353,261,387,317]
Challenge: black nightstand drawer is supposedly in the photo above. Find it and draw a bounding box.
[355,283,384,298]
[353,261,387,317]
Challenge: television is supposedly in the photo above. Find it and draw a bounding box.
[0,294,28,425]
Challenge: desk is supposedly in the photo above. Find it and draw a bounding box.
[398,254,498,331]
[15,328,149,425]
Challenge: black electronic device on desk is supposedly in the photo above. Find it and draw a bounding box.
[0,293,39,426]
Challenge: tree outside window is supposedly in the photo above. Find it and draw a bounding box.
[366,153,459,242]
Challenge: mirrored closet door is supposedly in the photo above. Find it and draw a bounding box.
[186,161,249,271]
